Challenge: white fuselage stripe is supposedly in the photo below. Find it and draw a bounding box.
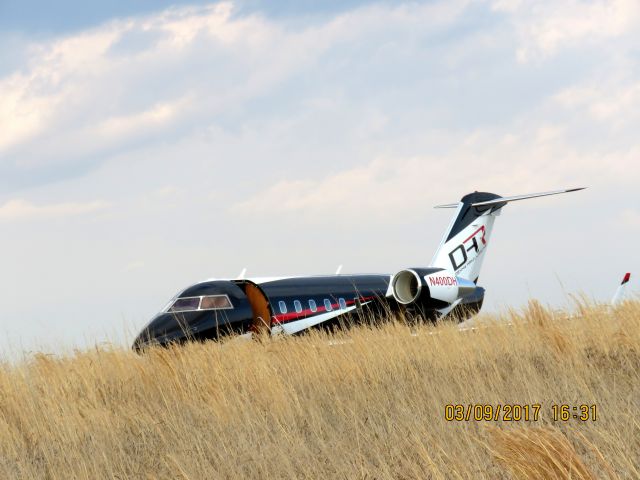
[274,305,360,335]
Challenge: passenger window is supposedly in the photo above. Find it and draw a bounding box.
[324,299,332,311]
[309,299,317,312]
[278,301,287,314]
[294,300,302,313]
[339,298,347,310]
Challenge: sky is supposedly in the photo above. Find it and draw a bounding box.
[0,0,638,352]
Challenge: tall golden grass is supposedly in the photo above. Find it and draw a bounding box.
[0,300,638,479]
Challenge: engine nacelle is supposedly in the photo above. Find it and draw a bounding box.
[391,267,476,307]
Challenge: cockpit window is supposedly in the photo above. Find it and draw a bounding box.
[167,294,233,313]
[168,297,200,312]
[200,295,233,310]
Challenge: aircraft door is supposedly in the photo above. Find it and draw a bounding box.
[244,282,272,336]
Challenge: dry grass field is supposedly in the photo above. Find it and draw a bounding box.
[0,300,638,479]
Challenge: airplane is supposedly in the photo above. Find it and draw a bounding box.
[612,272,631,306]
[133,188,585,349]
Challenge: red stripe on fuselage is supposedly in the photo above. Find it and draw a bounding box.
[272,296,374,325]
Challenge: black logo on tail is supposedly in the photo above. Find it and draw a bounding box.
[448,226,487,271]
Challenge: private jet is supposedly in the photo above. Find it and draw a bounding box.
[133,188,585,349]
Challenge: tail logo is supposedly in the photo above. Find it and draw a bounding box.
[448,226,487,271]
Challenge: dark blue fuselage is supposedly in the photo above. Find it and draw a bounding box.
[133,274,483,349]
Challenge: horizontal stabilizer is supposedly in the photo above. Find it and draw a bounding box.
[470,188,585,207]
[435,188,585,208]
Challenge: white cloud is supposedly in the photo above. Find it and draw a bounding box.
[0,0,475,174]
[0,3,283,163]
[0,27,120,154]
[233,126,639,221]
[233,158,416,217]
[0,199,110,221]
[554,81,640,123]
[492,0,640,61]
[95,96,191,139]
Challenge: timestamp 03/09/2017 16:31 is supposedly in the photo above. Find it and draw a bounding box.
[444,404,597,422]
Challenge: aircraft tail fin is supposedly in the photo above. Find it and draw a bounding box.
[431,188,585,282]
[612,272,631,306]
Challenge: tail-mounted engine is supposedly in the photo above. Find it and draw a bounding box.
[391,267,476,308]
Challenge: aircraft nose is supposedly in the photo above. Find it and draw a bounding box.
[133,312,197,350]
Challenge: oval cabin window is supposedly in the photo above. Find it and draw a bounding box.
[324,299,332,311]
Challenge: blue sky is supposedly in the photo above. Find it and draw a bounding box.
[0,0,638,352]
[0,0,377,32]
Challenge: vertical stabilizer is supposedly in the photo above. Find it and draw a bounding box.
[431,188,585,283]
[612,273,631,305]
[431,192,503,282]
